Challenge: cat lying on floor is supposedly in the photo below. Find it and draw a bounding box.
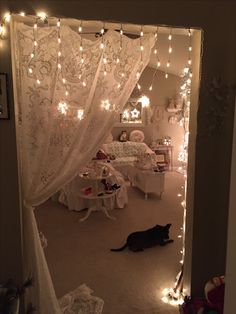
[110,224,174,252]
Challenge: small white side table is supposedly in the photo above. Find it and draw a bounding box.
[78,173,118,221]
[128,166,165,200]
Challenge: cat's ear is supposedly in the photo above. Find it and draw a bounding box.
[165,223,172,229]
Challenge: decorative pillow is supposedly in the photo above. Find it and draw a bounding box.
[129,130,145,142]
[95,149,108,160]
[104,133,113,144]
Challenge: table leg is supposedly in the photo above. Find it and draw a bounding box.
[79,206,95,222]
[101,206,116,220]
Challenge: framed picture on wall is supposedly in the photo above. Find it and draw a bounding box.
[0,73,10,119]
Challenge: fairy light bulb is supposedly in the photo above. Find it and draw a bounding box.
[34,40,37,47]
[58,51,61,57]
[37,11,47,21]
[100,42,104,49]
[30,53,34,58]
[36,79,40,85]
[149,85,153,91]
[33,23,37,29]
[137,83,141,90]
[29,68,33,74]
[57,101,68,115]
[58,63,62,69]
[117,83,121,88]
[116,57,120,63]
[104,70,107,76]
[189,46,192,52]
[58,37,61,44]
[78,22,82,33]
[65,90,69,96]
[168,34,172,40]
[103,57,107,64]
[169,46,172,54]
[167,61,170,68]
[140,45,144,51]
[140,30,144,37]
[4,12,11,23]
[157,61,161,67]
[80,45,83,51]
[82,81,86,87]
[81,57,84,63]
[154,48,157,55]
[77,109,84,120]
[19,12,25,17]
[101,27,105,34]
[57,20,60,27]
[62,78,66,84]
[120,28,123,35]
[139,95,150,108]
[165,73,168,79]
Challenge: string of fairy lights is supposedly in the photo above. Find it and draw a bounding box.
[161,28,192,306]
[1,10,193,307]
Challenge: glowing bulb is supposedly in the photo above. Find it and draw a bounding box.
[36,79,40,85]
[165,73,168,79]
[28,68,33,74]
[167,61,170,67]
[117,83,121,88]
[139,95,150,108]
[58,63,62,69]
[121,73,125,77]
[149,85,153,91]
[65,90,69,96]
[81,57,84,64]
[140,45,144,51]
[162,297,169,303]
[58,51,61,57]
[20,12,25,17]
[188,59,192,65]
[58,38,61,44]
[78,25,82,33]
[137,84,141,90]
[37,11,47,21]
[168,34,172,40]
[187,78,191,84]
[34,23,37,29]
[140,30,144,37]
[120,29,123,35]
[184,67,189,73]
[100,42,104,49]
[103,57,107,64]
[169,47,172,53]
[178,235,182,238]
[116,58,120,63]
[57,20,60,27]
[157,61,161,67]
[4,12,11,23]
[101,28,105,34]
[177,194,182,197]
[82,81,86,87]
[34,41,37,47]
[77,109,84,120]
[57,101,68,115]
[30,53,34,58]
[136,72,140,79]
[189,46,192,51]
[104,70,107,76]
[101,99,111,110]
[0,24,6,38]
[62,78,66,84]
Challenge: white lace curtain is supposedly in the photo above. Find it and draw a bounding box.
[12,18,154,313]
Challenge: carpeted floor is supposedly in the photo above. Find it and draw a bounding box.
[36,171,184,314]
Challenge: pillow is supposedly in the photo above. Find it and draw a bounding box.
[129,130,145,142]
[104,133,113,144]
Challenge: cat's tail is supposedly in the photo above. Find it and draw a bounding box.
[110,242,128,252]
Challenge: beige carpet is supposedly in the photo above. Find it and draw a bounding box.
[36,171,184,314]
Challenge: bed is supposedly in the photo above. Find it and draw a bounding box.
[101,141,157,177]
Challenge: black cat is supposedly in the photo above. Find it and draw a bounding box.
[110,224,174,252]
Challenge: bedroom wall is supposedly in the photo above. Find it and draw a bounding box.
[112,66,184,168]
[1,0,236,306]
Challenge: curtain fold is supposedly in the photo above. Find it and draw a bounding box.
[12,18,155,313]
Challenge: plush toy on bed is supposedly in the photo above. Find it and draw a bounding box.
[129,129,145,142]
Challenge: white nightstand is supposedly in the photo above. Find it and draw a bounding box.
[128,166,165,200]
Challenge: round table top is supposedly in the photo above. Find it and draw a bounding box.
[78,188,119,200]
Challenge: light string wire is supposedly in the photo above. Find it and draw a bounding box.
[78,20,87,87]
[165,28,172,79]
[148,26,161,91]
[117,24,123,89]
[162,28,193,306]
[28,18,41,85]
